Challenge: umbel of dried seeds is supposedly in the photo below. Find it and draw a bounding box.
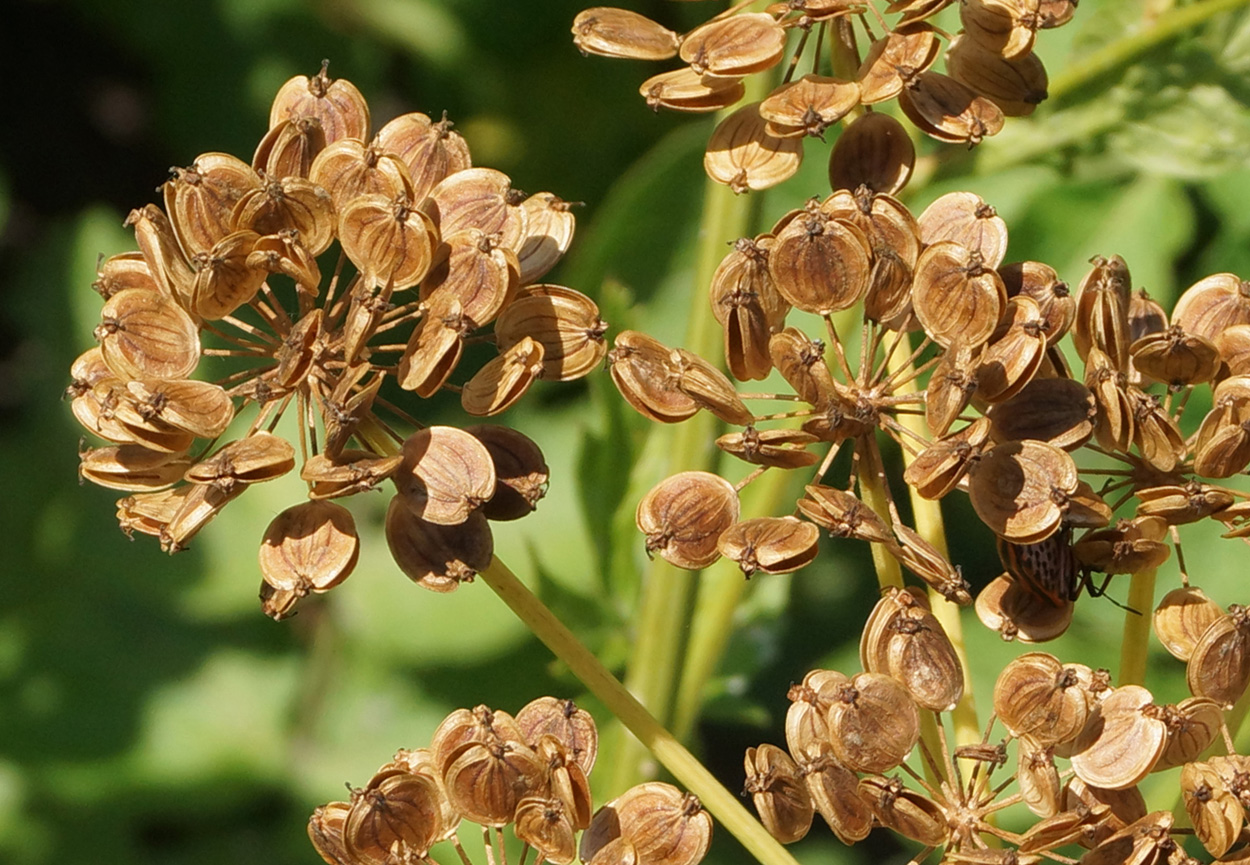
[70,62,607,617]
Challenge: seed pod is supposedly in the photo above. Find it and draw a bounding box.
[1183,761,1243,859]
[270,62,368,144]
[1074,257,1132,370]
[716,428,819,470]
[79,444,192,492]
[192,229,269,322]
[798,484,893,543]
[975,572,1073,643]
[709,236,789,381]
[247,228,322,293]
[254,115,327,179]
[420,228,518,327]
[960,0,1042,58]
[796,744,872,844]
[516,697,598,776]
[1136,482,1234,525]
[946,36,1048,116]
[1189,605,1250,707]
[1194,378,1250,478]
[636,471,739,570]
[1084,348,1135,453]
[343,769,446,862]
[1063,778,1148,849]
[124,204,196,306]
[463,425,549,522]
[918,192,1009,268]
[768,208,871,314]
[338,193,437,291]
[1073,516,1170,578]
[397,293,467,397]
[768,327,838,408]
[93,252,160,299]
[1131,325,1221,387]
[572,7,680,60]
[639,68,746,114]
[1000,260,1073,344]
[122,378,234,440]
[386,499,493,592]
[609,331,698,423]
[233,176,336,256]
[826,672,920,773]
[857,23,940,104]
[717,516,819,578]
[185,431,295,491]
[785,677,838,763]
[899,71,1005,145]
[925,338,981,436]
[872,587,964,711]
[309,138,413,215]
[994,652,1091,746]
[974,294,1048,403]
[308,800,351,865]
[430,706,527,775]
[743,744,813,844]
[821,187,921,268]
[828,110,914,195]
[95,288,201,382]
[1216,324,1250,375]
[582,782,711,865]
[495,284,607,381]
[1018,741,1062,818]
[968,440,1078,543]
[1155,697,1223,771]
[115,487,190,539]
[904,418,991,500]
[301,450,403,500]
[759,74,860,138]
[258,500,359,593]
[374,112,473,205]
[704,102,804,193]
[426,167,527,254]
[1017,805,1105,854]
[394,426,496,525]
[512,796,576,864]
[1071,685,1166,790]
[163,153,261,257]
[681,13,786,77]
[988,377,1096,450]
[913,242,1006,348]
[1154,586,1224,662]
[858,775,947,847]
[265,308,323,390]
[461,336,545,416]
[515,193,576,285]
[444,737,545,827]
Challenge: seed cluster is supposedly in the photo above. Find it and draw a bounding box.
[308,698,713,865]
[68,63,609,616]
[573,0,1074,192]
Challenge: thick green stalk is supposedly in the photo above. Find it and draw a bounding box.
[855,434,905,593]
[479,557,803,865]
[1118,567,1158,686]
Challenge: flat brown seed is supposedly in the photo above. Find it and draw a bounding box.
[1154,586,1224,662]
[918,192,1009,268]
[461,336,545,416]
[1188,606,1250,708]
[1070,685,1166,790]
[716,516,819,577]
[394,426,496,525]
[828,111,914,195]
[639,68,746,114]
[704,102,804,193]
[269,62,369,144]
[426,167,527,254]
[258,500,359,593]
[96,288,201,382]
[680,13,786,77]
[572,7,680,60]
[385,498,493,591]
[967,440,1077,543]
[912,241,1006,348]
[466,424,550,522]
[827,672,920,773]
[338,193,437,290]
[743,744,813,844]
[374,111,473,205]
[636,471,739,570]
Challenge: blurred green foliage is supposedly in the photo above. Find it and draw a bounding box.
[4,1,1250,863]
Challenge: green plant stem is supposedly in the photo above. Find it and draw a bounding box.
[670,467,794,741]
[855,434,904,593]
[1118,567,1157,686]
[479,556,803,865]
[1047,0,1250,103]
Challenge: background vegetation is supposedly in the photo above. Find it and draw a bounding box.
[5,0,1250,863]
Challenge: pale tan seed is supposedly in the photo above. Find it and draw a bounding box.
[386,499,493,591]
[460,336,545,416]
[258,500,359,593]
[636,471,739,570]
[1154,586,1224,662]
[680,13,786,77]
[374,111,473,205]
[394,426,496,525]
[704,102,804,193]
[269,62,369,144]
[743,744,813,844]
[95,288,201,382]
[572,7,680,60]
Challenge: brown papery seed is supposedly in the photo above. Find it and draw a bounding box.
[258,500,359,593]
[716,427,819,469]
[269,62,369,144]
[988,377,1096,451]
[946,36,1048,116]
[798,484,893,543]
[395,426,496,525]
[309,138,413,216]
[1155,697,1224,770]
[124,378,234,440]
[253,115,326,180]
[1073,517,1170,577]
[608,331,698,423]
[386,499,493,591]
[899,71,1005,146]
[974,294,1047,403]
[639,68,746,114]
[636,471,739,570]
[517,193,576,285]
[1154,586,1224,662]
[709,236,788,382]
[516,697,598,776]
[960,0,1041,59]
[858,775,947,847]
[301,450,403,500]
[1188,606,1250,707]
[1000,260,1073,344]
[912,241,1006,348]
[374,111,472,205]
[461,336,545,416]
[856,23,940,104]
[190,229,267,320]
[163,152,260,257]
[993,652,1089,746]
[338,193,437,291]
[444,739,545,826]
[420,228,518,328]
[572,7,680,60]
[975,572,1073,643]
[743,744,813,844]
[716,516,819,578]
[704,102,803,194]
[232,176,335,256]
[612,782,712,865]
[827,672,920,773]
[904,417,992,500]
[426,167,527,254]
[96,288,201,382]
[1182,761,1243,859]
[343,772,445,863]
[759,75,860,138]
[1070,685,1166,790]
[125,204,195,305]
[768,209,871,314]
[466,424,549,522]
[918,191,1009,268]
[829,111,915,196]
[79,444,192,492]
[680,13,786,77]
[184,431,296,490]
[967,440,1077,543]
[1174,272,1250,343]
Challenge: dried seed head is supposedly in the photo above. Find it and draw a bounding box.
[124,204,195,305]
[925,338,981,436]
[759,74,860,138]
[967,440,1078,543]
[988,377,1096,451]
[515,697,598,776]
[828,111,915,195]
[124,378,235,440]
[672,348,753,426]
[919,192,1009,268]
[420,228,518,328]
[258,500,359,594]
[1070,685,1166,790]
[1156,697,1223,771]
[572,7,680,60]
[858,775,948,847]
[1000,260,1073,344]
[768,327,838,408]
[743,744,813,844]
[1173,272,1250,342]
[426,167,527,254]
[1073,517,1170,577]
[308,801,351,865]
[716,427,819,470]
[1154,586,1224,662]
[716,516,820,577]
[308,138,413,215]
[636,471,740,570]
[1182,760,1244,859]
[1188,606,1250,708]
[1136,482,1234,526]
[798,741,872,844]
[254,115,327,180]
[269,62,369,145]
[394,426,497,525]
[862,587,964,711]
[465,425,549,522]
[385,498,493,591]
[826,672,921,773]
[234,176,335,256]
[185,431,296,490]
[891,522,972,605]
[704,102,804,193]
[300,450,403,500]
[517,193,577,285]
[79,444,193,492]
[343,771,446,863]
[1130,325,1221,388]
[960,0,1042,58]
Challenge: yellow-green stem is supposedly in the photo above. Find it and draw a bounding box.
[671,467,794,740]
[479,556,803,865]
[1118,567,1158,686]
[609,42,769,794]
[855,434,904,592]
